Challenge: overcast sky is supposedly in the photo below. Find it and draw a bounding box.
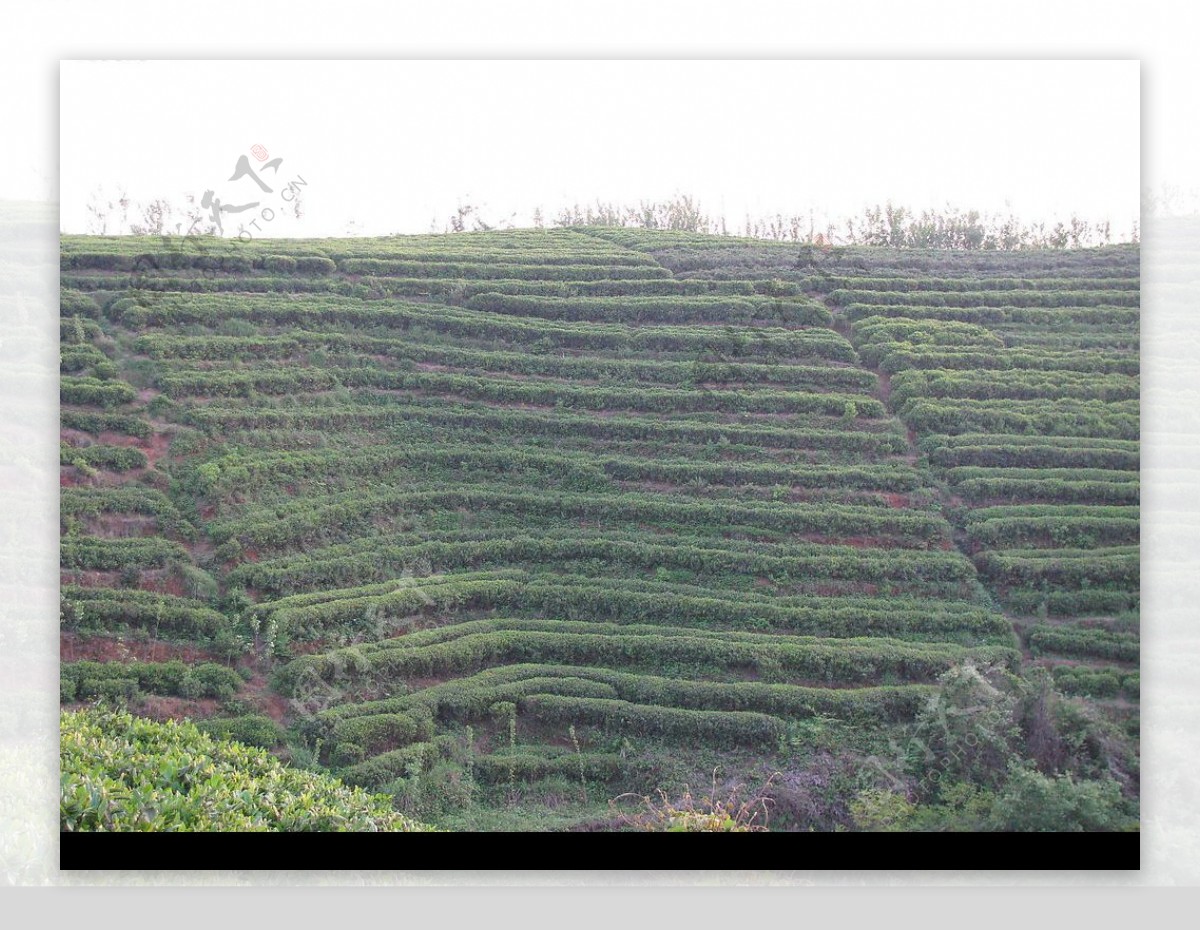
[59,60,1140,238]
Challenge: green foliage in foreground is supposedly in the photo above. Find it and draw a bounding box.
[849,664,1139,832]
[60,707,435,831]
[850,766,1136,832]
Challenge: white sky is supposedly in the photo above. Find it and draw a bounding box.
[59,60,1140,239]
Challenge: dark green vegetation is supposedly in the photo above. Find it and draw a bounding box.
[61,707,432,831]
[59,229,1137,831]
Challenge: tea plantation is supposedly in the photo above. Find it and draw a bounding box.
[59,229,1139,831]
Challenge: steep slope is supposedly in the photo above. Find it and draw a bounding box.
[59,229,1134,830]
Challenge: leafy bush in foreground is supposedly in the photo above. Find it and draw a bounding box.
[60,707,434,831]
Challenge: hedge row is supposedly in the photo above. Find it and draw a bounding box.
[60,587,226,637]
[115,293,858,361]
[199,442,918,501]
[974,546,1140,587]
[336,740,450,788]
[157,364,886,418]
[339,258,672,280]
[464,292,832,326]
[965,515,1139,550]
[843,303,1140,326]
[926,441,1139,471]
[992,328,1138,351]
[925,433,1139,453]
[60,344,115,376]
[61,316,103,343]
[889,369,1139,406]
[136,333,297,361]
[472,752,628,785]
[141,332,876,392]
[198,428,893,487]
[60,442,148,473]
[509,577,1011,644]
[1027,627,1139,662]
[963,503,1139,522]
[257,574,522,640]
[875,347,1139,376]
[229,529,980,597]
[446,277,760,298]
[852,317,1004,351]
[60,411,152,439]
[68,274,368,295]
[1051,665,1139,699]
[181,398,907,456]
[804,275,1138,294]
[61,288,101,318]
[276,617,1015,694]
[157,354,876,398]
[60,536,190,571]
[61,487,193,537]
[945,465,1138,486]
[196,715,287,749]
[62,250,337,275]
[61,376,136,409]
[521,694,786,748]
[317,662,936,731]
[214,485,945,556]
[830,288,1139,308]
[250,570,1008,645]
[1001,588,1139,617]
[61,660,242,703]
[898,398,1138,440]
[951,477,1139,505]
[338,249,660,268]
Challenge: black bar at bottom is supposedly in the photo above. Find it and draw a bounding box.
[61,829,1140,871]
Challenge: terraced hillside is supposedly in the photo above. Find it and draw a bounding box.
[613,231,1141,699]
[59,229,1138,831]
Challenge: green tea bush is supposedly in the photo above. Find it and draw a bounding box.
[60,587,225,637]
[1027,627,1139,662]
[61,288,101,319]
[61,376,136,409]
[61,707,432,830]
[262,255,298,274]
[196,714,285,749]
[293,256,337,275]
[521,694,786,748]
[60,443,148,472]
